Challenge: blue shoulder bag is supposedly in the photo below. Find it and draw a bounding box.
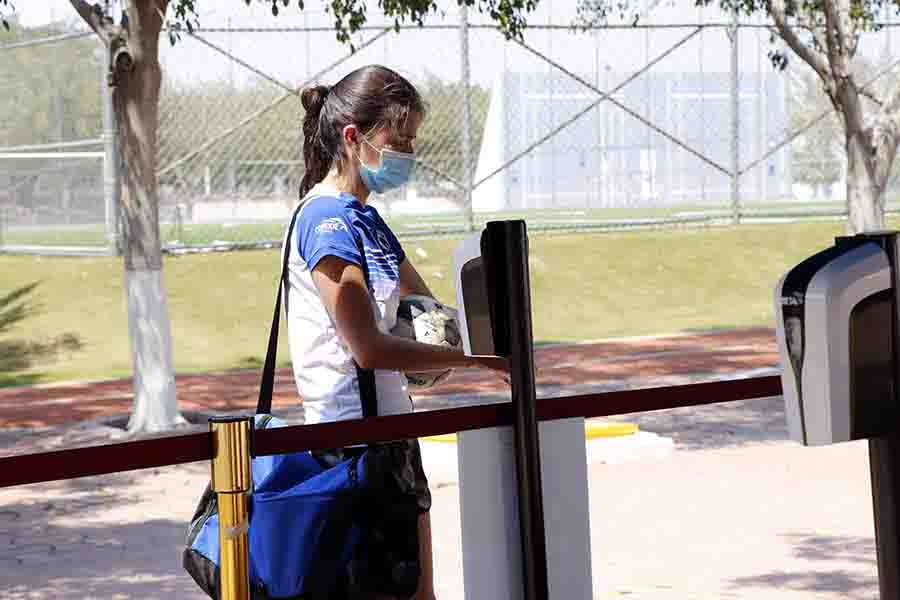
[182,200,385,599]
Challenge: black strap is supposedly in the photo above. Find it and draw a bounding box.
[256,200,378,419]
[356,367,377,423]
[351,245,378,420]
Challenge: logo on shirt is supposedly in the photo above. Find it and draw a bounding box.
[376,229,391,251]
[315,218,349,235]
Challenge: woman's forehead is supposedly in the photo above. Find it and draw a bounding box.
[391,111,422,137]
[402,111,422,135]
[372,126,417,144]
[367,110,421,141]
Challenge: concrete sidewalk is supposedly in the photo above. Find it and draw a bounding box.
[1,327,879,599]
[0,396,878,599]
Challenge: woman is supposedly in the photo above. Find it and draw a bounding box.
[285,64,508,599]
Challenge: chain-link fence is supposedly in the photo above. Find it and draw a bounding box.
[0,28,110,254]
[5,7,900,254]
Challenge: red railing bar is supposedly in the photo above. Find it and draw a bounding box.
[0,375,784,489]
[254,402,512,457]
[539,375,783,422]
[257,375,784,457]
[0,430,211,489]
[0,403,513,489]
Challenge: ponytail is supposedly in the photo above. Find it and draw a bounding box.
[299,85,331,199]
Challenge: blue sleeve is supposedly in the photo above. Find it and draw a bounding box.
[379,216,406,264]
[295,198,362,271]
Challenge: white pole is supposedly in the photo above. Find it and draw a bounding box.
[730,9,741,223]
[460,5,474,231]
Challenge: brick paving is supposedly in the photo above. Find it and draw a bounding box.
[0,327,778,430]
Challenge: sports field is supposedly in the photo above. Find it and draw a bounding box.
[3,217,898,386]
[2,201,887,248]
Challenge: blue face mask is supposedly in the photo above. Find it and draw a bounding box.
[356,139,416,194]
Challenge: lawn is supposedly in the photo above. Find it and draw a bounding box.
[3,218,894,386]
[2,208,694,247]
[6,201,895,248]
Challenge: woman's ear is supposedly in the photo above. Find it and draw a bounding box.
[341,124,359,149]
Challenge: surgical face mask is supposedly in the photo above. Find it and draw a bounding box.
[356,138,416,194]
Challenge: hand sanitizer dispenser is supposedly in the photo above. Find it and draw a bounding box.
[451,223,593,600]
[775,233,900,445]
[453,228,497,357]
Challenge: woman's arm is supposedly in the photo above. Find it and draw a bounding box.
[312,255,507,374]
[398,257,435,299]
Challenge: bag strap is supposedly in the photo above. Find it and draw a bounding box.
[353,253,378,420]
[256,198,378,420]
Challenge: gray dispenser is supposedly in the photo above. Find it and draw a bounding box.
[775,231,900,599]
[775,232,900,445]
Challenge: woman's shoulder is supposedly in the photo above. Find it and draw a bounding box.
[302,187,357,208]
[298,190,361,222]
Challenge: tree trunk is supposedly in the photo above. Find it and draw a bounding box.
[846,128,886,234]
[115,5,185,433]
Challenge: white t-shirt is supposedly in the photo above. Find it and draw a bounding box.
[282,187,411,425]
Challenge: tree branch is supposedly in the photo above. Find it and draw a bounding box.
[822,0,843,78]
[846,7,862,59]
[767,0,830,80]
[879,78,900,132]
[872,109,899,191]
[835,0,852,45]
[795,11,829,56]
[858,84,883,108]
[68,0,115,43]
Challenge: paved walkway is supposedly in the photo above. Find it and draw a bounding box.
[0,327,779,431]
[2,327,877,599]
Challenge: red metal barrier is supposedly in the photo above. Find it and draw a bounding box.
[0,375,782,489]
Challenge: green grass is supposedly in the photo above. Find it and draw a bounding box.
[3,218,898,386]
[6,201,889,247]
[5,209,693,247]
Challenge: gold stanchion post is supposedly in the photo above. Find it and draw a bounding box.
[209,416,253,600]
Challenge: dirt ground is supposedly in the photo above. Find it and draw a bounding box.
[1,328,880,599]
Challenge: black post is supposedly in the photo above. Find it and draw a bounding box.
[841,231,900,599]
[870,436,900,599]
[485,220,549,600]
[872,231,900,600]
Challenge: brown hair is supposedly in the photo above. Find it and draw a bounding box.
[299,65,426,198]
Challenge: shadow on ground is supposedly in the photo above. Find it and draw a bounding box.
[0,519,205,599]
[606,395,789,451]
[729,533,877,600]
[418,382,789,453]
[0,468,208,599]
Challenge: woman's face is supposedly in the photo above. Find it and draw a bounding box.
[356,110,422,170]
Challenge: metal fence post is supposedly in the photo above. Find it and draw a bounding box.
[729,10,741,224]
[460,5,475,232]
[210,416,253,600]
[102,39,122,255]
[483,219,549,600]
[756,23,766,204]
[699,14,706,204]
